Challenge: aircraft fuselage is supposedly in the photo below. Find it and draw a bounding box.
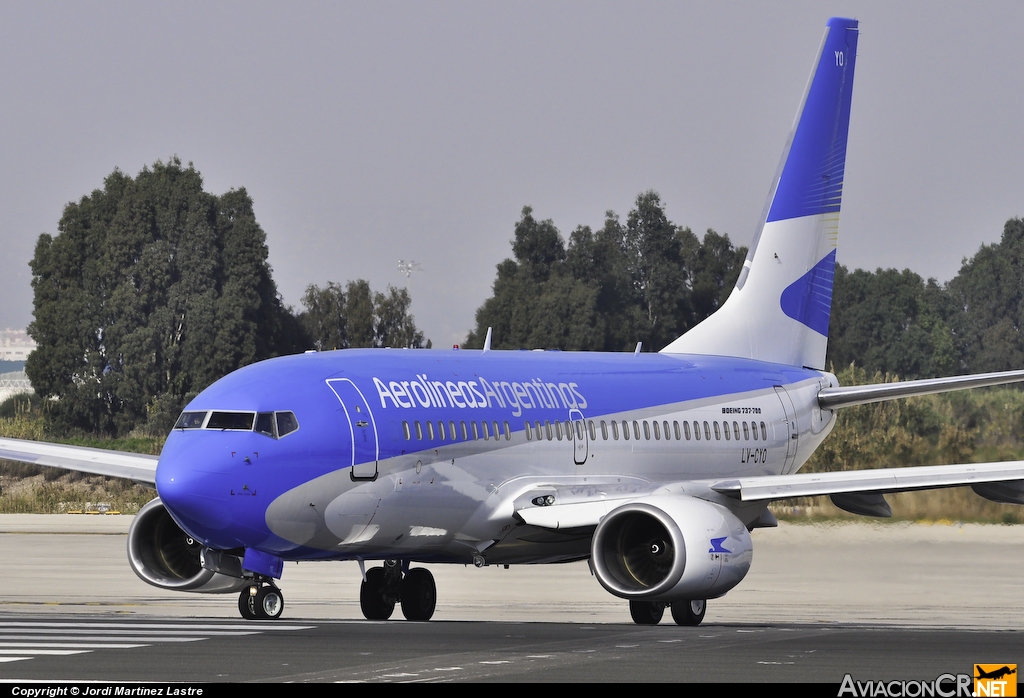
[155,349,837,566]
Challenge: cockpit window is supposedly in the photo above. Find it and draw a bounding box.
[207,411,256,430]
[276,411,299,437]
[175,409,297,437]
[253,411,299,439]
[174,411,208,429]
[255,412,276,437]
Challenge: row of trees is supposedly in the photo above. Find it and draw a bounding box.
[828,218,1024,377]
[467,196,1024,381]
[26,160,427,436]
[465,192,745,352]
[300,280,429,351]
[23,157,1024,436]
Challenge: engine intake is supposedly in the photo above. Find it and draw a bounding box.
[128,498,248,593]
[591,495,752,601]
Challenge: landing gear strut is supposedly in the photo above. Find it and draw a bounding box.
[359,561,437,621]
[238,582,284,620]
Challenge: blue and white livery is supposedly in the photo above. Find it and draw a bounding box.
[4,18,1024,625]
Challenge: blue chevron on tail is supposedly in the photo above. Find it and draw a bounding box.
[662,17,858,370]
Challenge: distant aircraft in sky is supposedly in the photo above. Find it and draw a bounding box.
[3,17,1024,625]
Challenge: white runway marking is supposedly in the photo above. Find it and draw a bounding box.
[0,618,313,664]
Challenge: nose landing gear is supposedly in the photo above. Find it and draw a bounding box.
[238,583,284,620]
[359,561,436,621]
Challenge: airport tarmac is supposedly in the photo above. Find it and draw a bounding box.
[2,515,1021,628]
[2,515,1022,682]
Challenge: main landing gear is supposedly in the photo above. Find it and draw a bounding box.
[629,599,707,626]
[360,560,437,621]
[238,582,284,620]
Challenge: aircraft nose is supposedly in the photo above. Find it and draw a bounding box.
[155,440,232,535]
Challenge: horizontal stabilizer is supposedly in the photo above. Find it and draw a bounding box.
[818,369,1024,410]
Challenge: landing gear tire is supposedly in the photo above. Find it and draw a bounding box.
[629,599,665,625]
[360,566,396,620]
[238,584,285,620]
[256,586,284,620]
[238,585,259,620]
[400,568,436,621]
[670,599,706,626]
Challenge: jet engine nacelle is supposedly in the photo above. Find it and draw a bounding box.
[127,498,248,594]
[591,495,753,601]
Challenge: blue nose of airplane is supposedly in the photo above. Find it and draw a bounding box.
[155,433,234,542]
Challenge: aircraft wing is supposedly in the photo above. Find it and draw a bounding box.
[516,462,1024,529]
[0,437,158,486]
[708,461,1024,502]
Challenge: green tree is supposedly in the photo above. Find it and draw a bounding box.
[827,265,959,378]
[26,158,303,435]
[467,194,747,352]
[299,280,428,350]
[946,218,1024,373]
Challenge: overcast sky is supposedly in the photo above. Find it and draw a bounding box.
[2,1,1023,348]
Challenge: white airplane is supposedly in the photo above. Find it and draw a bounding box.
[3,17,1024,625]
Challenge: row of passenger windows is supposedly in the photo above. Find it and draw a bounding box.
[401,417,768,443]
[402,420,512,442]
[525,419,769,443]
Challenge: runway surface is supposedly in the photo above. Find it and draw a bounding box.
[1,516,1021,682]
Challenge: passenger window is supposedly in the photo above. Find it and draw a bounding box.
[415,421,423,440]
[504,421,511,440]
[733,421,740,440]
[535,422,543,441]
[545,421,553,440]
[600,420,608,440]
[588,420,597,441]
[653,421,661,440]
[402,421,411,440]
[743,422,750,440]
[482,421,490,440]
[525,421,533,441]
[644,421,651,440]
[674,421,681,440]
[760,421,768,441]
[703,421,711,440]
[471,422,479,440]
[693,420,700,440]
[751,421,758,440]
[460,421,469,440]
[437,421,445,440]
[723,422,730,440]
[622,421,630,440]
[633,421,641,440]
[450,421,457,441]
[611,421,619,440]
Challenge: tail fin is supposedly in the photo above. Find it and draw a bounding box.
[661,17,859,370]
